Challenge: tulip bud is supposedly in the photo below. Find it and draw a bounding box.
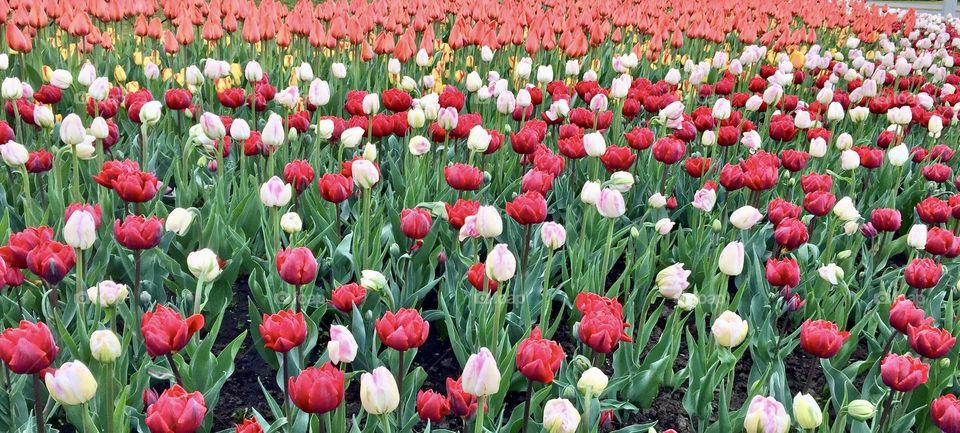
[475,206,503,238]
[718,241,744,276]
[360,367,400,415]
[583,132,606,157]
[465,71,483,92]
[139,101,163,125]
[540,222,566,250]
[817,263,844,285]
[50,69,72,88]
[308,79,330,107]
[907,224,928,250]
[281,212,302,234]
[87,281,129,308]
[809,137,827,158]
[793,393,822,429]
[262,114,285,148]
[480,46,495,62]
[360,270,387,292]
[846,400,876,421]
[362,143,378,161]
[743,396,790,433]
[45,361,97,406]
[467,125,491,153]
[201,112,225,140]
[88,117,109,139]
[327,325,358,365]
[608,171,634,192]
[165,208,194,236]
[416,49,432,67]
[678,293,700,311]
[351,160,380,189]
[296,63,314,81]
[580,181,602,205]
[340,127,365,148]
[34,106,54,129]
[888,144,909,166]
[0,140,29,166]
[461,347,501,397]
[485,244,516,282]
[63,210,97,250]
[712,311,749,347]
[832,197,860,221]
[407,108,426,129]
[260,177,293,207]
[362,93,380,115]
[90,330,122,363]
[596,188,625,218]
[1,77,21,99]
[648,193,667,209]
[577,367,608,396]
[244,61,263,82]
[543,398,580,433]
[730,206,763,229]
[331,63,347,79]
[188,248,222,283]
[654,218,674,235]
[60,113,87,146]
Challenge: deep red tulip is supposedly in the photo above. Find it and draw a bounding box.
[922,163,952,183]
[0,320,59,374]
[579,312,630,353]
[26,150,54,173]
[218,88,247,108]
[907,324,956,359]
[145,385,207,433]
[930,394,960,433]
[375,308,429,351]
[235,419,263,433]
[446,377,479,418]
[400,208,433,240]
[467,262,498,293]
[917,196,951,224]
[521,169,555,195]
[889,295,933,334]
[382,88,413,112]
[417,389,450,422]
[259,310,307,353]
[800,173,832,193]
[624,127,654,150]
[600,146,636,172]
[683,157,711,178]
[870,208,901,232]
[330,283,366,313]
[5,226,54,268]
[276,247,318,286]
[284,160,316,194]
[26,240,76,285]
[880,353,929,392]
[288,362,345,414]
[773,218,808,250]
[765,257,800,288]
[318,173,353,204]
[803,191,836,217]
[445,199,480,229]
[767,198,801,226]
[164,89,193,110]
[506,191,548,225]
[33,85,62,105]
[114,215,164,250]
[780,150,809,172]
[112,170,160,203]
[141,305,204,357]
[444,163,483,191]
[719,163,744,190]
[904,258,942,290]
[925,227,956,256]
[515,326,564,383]
[652,137,685,164]
[799,320,850,358]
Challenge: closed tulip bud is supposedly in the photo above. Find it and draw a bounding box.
[712,311,749,347]
[188,249,221,282]
[280,212,302,234]
[90,330,122,363]
[536,65,554,84]
[475,206,503,238]
[908,224,928,250]
[467,125,491,152]
[185,65,203,87]
[60,114,87,146]
[340,127,365,148]
[330,63,347,79]
[259,177,292,207]
[712,98,732,120]
[515,60,532,80]
[516,88,532,108]
[654,218,675,235]
[481,46,495,62]
[362,143,378,161]
[583,132,606,157]
[362,93,380,115]
[656,263,691,298]
[485,244,516,282]
[596,188,626,218]
[414,49,432,67]
[809,137,827,158]
[648,193,667,208]
[793,393,822,429]
[610,74,630,99]
[565,60,580,76]
[462,347,501,397]
[244,61,263,82]
[34,106,54,129]
[0,140,28,166]
[262,114,285,148]
[580,181,602,205]
[664,68,681,85]
[63,210,97,250]
[327,325,358,365]
[827,102,845,121]
[888,144,909,166]
[407,107,426,129]
[929,115,944,137]
[87,281,128,307]
[88,117,109,139]
[846,400,875,420]
[77,63,96,86]
[678,293,700,311]
[730,206,763,229]
[294,62,314,82]
[743,396,790,433]
[1,77,21,99]
[360,367,400,415]
[577,367,608,396]
[164,208,194,236]
[718,241,744,276]
[832,197,860,222]
[607,171,634,192]
[144,62,160,80]
[817,263,844,285]
[201,112,225,140]
[139,101,163,125]
[465,71,483,92]
[307,79,330,107]
[496,91,516,114]
[50,69,72,88]
[45,361,97,406]
[839,149,860,170]
[351,160,380,189]
[835,132,853,150]
[849,106,869,122]
[543,398,580,433]
[540,222,566,250]
[360,270,387,292]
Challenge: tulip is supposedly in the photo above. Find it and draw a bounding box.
[327,325,358,365]
[800,320,850,358]
[187,248,221,283]
[60,114,87,146]
[846,400,876,421]
[656,263,691,299]
[45,361,97,406]
[743,396,791,433]
[259,310,306,353]
[730,206,763,229]
[360,270,388,292]
[475,206,503,238]
[276,247,318,288]
[542,398,580,433]
[718,241,744,276]
[880,353,929,392]
[904,258,942,289]
[87,281,129,308]
[580,181,601,204]
[485,244,517,282]
[280,212,302,234]
[89,330,122,363]
[63,209,97,250]
[462,347,501,397]
[596,188,625,218]
[360,367,400,415]
[0,320,59,374]
[27,240,76,285]
[200,112,225,140]
[540,222,566,250]
[146,385,207,433]
[114,215,164,250]
[352,160,380,189]
[417,390,450,422]
[140,305,204,358]
[260,177,292,207]
[235,419,262,433]
[262,114,285,148]
[0,140,28,166]
[930,394,960,433]
[577,367,608,396]
[712,311,749,347]
[139,101,163,125]
[0,77,21,99]
[165,208,194,236]
[907,324,956,359]
[330,283,366,313]
[817,264,844,285]
[375,309,429,351]
[515,326,564,384]
[583,132,606,157]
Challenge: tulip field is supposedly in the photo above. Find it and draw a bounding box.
[5,0,960,432]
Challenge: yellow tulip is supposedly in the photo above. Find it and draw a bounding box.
[230,63,242,82]
[113,65,127,83]
[125,81,141,93]
[162,68,174,82]
[789,51,805,70]
[133,51,143,65]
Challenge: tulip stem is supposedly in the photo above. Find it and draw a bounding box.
[192,278,205,315]
[521,381,533,433]
[283,353,291,427]
[3,365,13,433]
[133,249,142,333]
[876,391,896,433]
[19,166,34,226]
[600,219,616,282]
[295,284,302,313]
[474,396,486,433]
[33,374,43,433]
[396,350,405,417]
[166,354,183,386]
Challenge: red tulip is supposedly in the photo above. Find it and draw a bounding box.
[870,208,901,232]
[600,146,636,172]
[438,86,465,110]
[318,173,353,204]
[164,89,193,111]
[467,262,498,292]
[416,389,450,422]
[765,258,800,288]
[904,258,942,290]
[288,362,345,414]
[112,170,160,203]
[145,385,207,433]
[330,283,366,313]
[0,320,59,374]
[235,419,263,433]
[515,326,564,383]
[5,226,54,268]
[259,310,307,353]
[445,199,480,229]
[25,150,54,173]
[800,173,832,193]
[114,215,164,250]
[140,305,205,357]
[889,295,932,334]
[780,150,809,172]
[26,240,76,285]
[907,324,956,359]
[276,247,318,286]
[652,137,685,164]
[446,377,478,418]
[917,197,951,224]
[922,163,952,183]
[579,312,629,353]
[93,159,140,189]
[375,308,429,351]
[773,218,808,250]
[505,191,548,225]
[33,85,62,105]
[218,88,247,108]
[930,394,960,433]
[521,169,555,195]
[718,163,744,190]
[767,199,800,225]
[683,157,711,178]
[803,191,836,217]
[880,353,929,392]
[284,160,316,194]
[925,227,956,256]
[382,88,413,112]
[444,163,483,191]
[624,127,654,150]
[799,320,850,358]
[400,208,433,240]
